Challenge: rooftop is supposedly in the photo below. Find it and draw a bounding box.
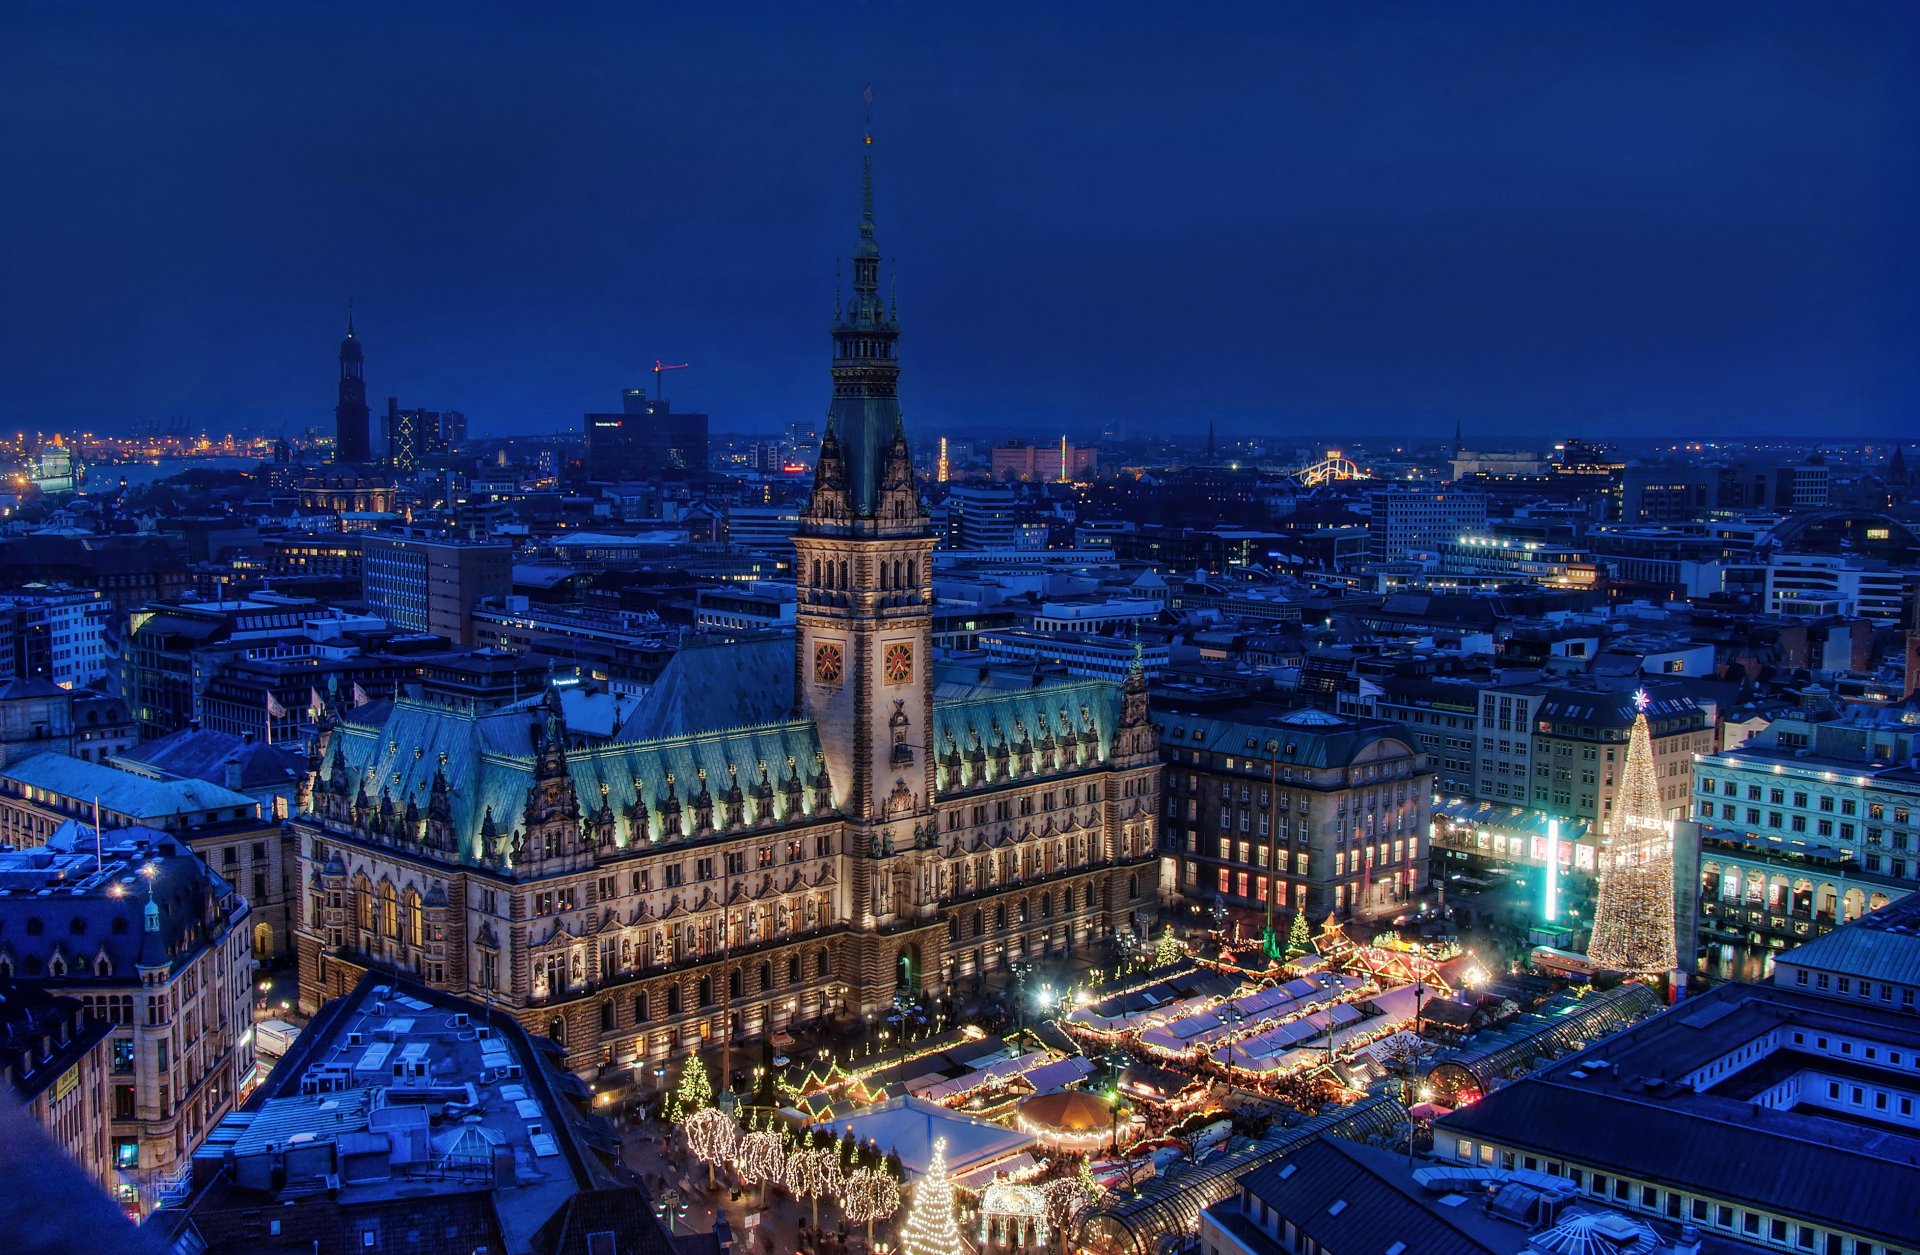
[0,752,259,822]
[1436,979,1920,1246]
[171,975,661,1255]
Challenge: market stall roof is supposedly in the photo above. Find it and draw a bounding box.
[1016,1090,1114,1136]
[817,1095,1034,1180]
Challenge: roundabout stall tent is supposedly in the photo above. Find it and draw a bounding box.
[1075,1095,1408,1255]
[1424,983,1661,1106]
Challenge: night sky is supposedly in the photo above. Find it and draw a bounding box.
[2,1,1915,442]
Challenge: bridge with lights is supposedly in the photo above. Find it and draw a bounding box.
[1288,450,1369,486]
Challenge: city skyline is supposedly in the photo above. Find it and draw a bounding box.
[3,1,1916,440]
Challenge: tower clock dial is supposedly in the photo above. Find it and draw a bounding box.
[814,642,844,684]
[883,642,913,685]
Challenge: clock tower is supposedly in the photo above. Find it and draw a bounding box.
[794,122,937,927]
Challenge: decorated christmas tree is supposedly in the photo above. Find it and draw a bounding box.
[1153,924,1185,967]
[1286,910,1312,958]
[673,1053,714,1121]
[1588,690,1678,974]
[899,1138,964,1255]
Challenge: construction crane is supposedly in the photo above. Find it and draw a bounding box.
[652,359,690,402]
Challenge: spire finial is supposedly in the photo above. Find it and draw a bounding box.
[860,84,876,242]
[348,297,355,337]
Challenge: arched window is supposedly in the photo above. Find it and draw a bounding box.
[698,975,714,1007]
[667,986,683,1015]
[1083,884,1095,909]
[1128,874,1139,900]
[379,882,398,938]
[601,1000,616,1032]
[634,991,649,1022]
[548,1017,566,1045]
[729,968,743,998]
[355,875,373,931]
[758,960,772,991]
[788,954,801,983]
[405,888,423,948]
[972,910,984,938]
[816,949,830,978]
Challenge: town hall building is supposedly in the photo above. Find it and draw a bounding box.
[291,134,1162,1072]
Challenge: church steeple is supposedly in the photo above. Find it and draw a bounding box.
[335,305,372,464]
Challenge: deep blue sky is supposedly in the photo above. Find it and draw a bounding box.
[2,1,1915,442]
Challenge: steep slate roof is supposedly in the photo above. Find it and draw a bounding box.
[330,698,830,865]
[621,634,795,739]
[933,678,1127,795]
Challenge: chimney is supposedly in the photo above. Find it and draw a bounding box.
[1669,1225,1702,1255]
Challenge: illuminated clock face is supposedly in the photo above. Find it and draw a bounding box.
[813,642,844,684]
[883,643,913,685]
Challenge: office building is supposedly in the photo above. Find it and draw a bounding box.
[991,439,1096,482]
[361,533,512,647]
[152,974,679,1254]
[1433,919,1920,1255]
[1689,703,1916,954]
[947,484,1022,550]
[0,825,254,1216]
[583,394,709,482]
[1476,682,1713,832]
[1155,703,1433,925]
[0,981,116,1203]
[1367,486,1487,565]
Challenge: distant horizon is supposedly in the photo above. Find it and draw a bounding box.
[5,2,1915,441]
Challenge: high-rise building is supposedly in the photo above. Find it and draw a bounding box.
[333,314,372,465]
[360,533,511,647]
[1366,485,1487,564]
[385,403,465,472]
[946,484,1020,550]
[583,393,710,482]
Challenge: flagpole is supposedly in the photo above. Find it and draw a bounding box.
[92,795,103,872]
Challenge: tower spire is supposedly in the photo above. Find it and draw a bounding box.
[805,89,907,522]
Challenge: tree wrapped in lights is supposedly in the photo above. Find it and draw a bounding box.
[898,1138,963,1255]
[734,1129,787,1206]
[841,1166,902,1245]
[1587,690,1679,975]
[1041,1171,1103,1255]
[786,1142,846,1227]
[1153,925,1186,968]
[672,1054,714,1121]
[1286,910,1312,958]
[684,1106,739,1188]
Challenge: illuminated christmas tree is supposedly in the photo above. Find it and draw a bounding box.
[899,1138,963,1255]
[1286,910,1312,958]
[1588,690,1678,974]
[673,1054,714,1120]
[1153,924,1185,967]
